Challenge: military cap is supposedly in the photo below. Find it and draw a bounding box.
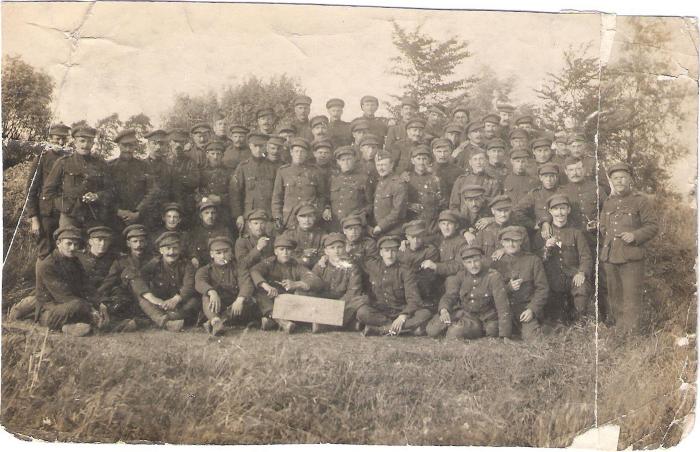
[312,139,332,151]
[334,146,355,159]
[49,123,71,136]
[322,232,346,248]
[144,129,168,141]
[489,195,513,210]
[431,137,453,150]
[289,137,310,151]
[310,115,329,128]
[167,128,189,142]
[437,210,460,224]
[482,113,500,124]
[326,98,345,109]
[486,138,507,150]
[411,144,432,158]
[198,196,220,211]
[295,203,317,217]
[87,225,113,239]
[205,141,226,153]
[514,114,535,125]
[469,147,487,158]
[509,128,529,140]
[248,132,269,145]
[403,219,427,237]
[547,194,570,209]
[358,134,380,147]
[554,135,568,144]
[208,236,234,250]
[538,162,560,175]
[564,156,582,167]
[531,136,553,149]
[72,125,97,138]
[496,102,515,113]
[155,231,181,248]
[246,209,269,221]
[293,95,312,106]
[568,133,587,144]
[443,122,464,134]
[607,162,632,177]
[341,214,364,229]
[498,225,526,241]
[377,235,401,249]
[405,118,426,130]
[256,108,275,119]
[274,235,297,248]
[451,103,470,115]
[53,226,83,242]
[400,96,419,109]
[162,202,184,214]
[375,149,393,161]
[350,118,370,133]
[461,184,486,198]
[466,120,484,134]
[276,123,296,134]
[427,106,444,116]
[509,149,530,160]
[229,124,250,134]
[360,95,379,105]
[267,134,286,147]
[114,129,138,145]
[190,122,212,134]
[459,244,484,260]
[123,224,147,239]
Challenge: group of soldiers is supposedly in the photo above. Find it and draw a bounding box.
[10,94,659,339]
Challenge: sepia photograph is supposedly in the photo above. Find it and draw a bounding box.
[1,0,698,449]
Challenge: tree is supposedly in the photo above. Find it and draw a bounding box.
[460,65,517,120]
[124,113,153,138]
[1,55,54,142]
[161,91,219,131]
[387,21,477,117]
[94,113,123,159]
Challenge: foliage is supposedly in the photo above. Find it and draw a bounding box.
[94,113,123,160]
[459,66,517,120]
[1,55,54,142]
[124,113,153,139]
[161,91,219,131]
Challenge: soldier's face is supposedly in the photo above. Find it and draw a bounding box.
[533,146,552,164]
[556,142,569,156]
[249,142,265,158]
[74,137,94,154]
[492,206,511,225]
[565,161,585,183]
[328,106,343,120]
[610,171,632,194]
[539,173,558,189]
[274,246,293,264]
[280,131,293,141]
[352,130,366,143]
[511,138,527,151]
[469,154,486,173]
[361,101,378,115]
[312,123,328,137]
[258,115,274,131]
[290,146,308,165]
[296,213,315,230]
[360,144,377,161]
[428,112,441,123]
[231,133,246,147]
[313,147,332,166]
[375,157,393,176]
[462,256,482,275]
[406,234,423,251]
[127,236,147,255]
[248,219,266,237]
[337,154,356,173]
[266,143,282,161]
[406,127,423,142]
[439,220,457,237]
[519,123,534,132]
[49,134,68,146]
[445,131,461,146]
[453,111,469,125]
[200,207,217,226]
[468,129,482,144]
[210,245,233,266]
[170,139,186,156]
[401,105,416,120]
[464,196,483,213]
[89,237,111,257]
[499,111,512,125]
[163,210,181,229]
[483,122,497,138]
[192,131,209,146]
[501,238,522,255]
[343,225,362,242]
[213,120,226,136]
[324,242,346,261]
[148,140,165,158]
[549,204,571,225]
[411,155,431,174]
[569,141,585,157]
[160,243,181,263]
[206,151,223,167]
[511,157,527,175]
[433,146,451,163]
[56,238,81,258]
[294,104,310,120]
[487,148,505,165]
[379,246,398,266]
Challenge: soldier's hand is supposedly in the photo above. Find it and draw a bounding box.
[620,232,635,244]
[439,309,451,324]
[262,283,278,298]
[231,297,245,317]
[491,249,506,261]
[236,216,245,231]
[420,260,437,270]
[256,237,270,251]
[280,279,296,291]
[540,222,552,240]
[317,255,328,268]
[475,217,494,230]
[510,278,523,291]
[400,171,411,183]
[389,315,407,335]
[545,237,558,248]
[322,208,332,222]
[163,297,180,310]
[208,291,221,314]
[463,231,477,245]
[29,216,41,236]
[573,272,585,287]
[191,257,200,268]
[519,308,534,323]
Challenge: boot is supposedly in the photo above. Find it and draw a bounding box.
[62,323,91,337]
[164,319,184,332]
[211,317,225,336]
[261,317,277,331]
[362,324,390,337]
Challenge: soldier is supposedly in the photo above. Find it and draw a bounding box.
[390,117,427,174]
[111,129,149,231]
[234,209,274,271]
[26,123,71,258]
[188,197,234,268]
[349,118,370,153]
[398,220,440,308]
[358,236,432,336]
[531,135,565,183]
[568,133,601,185]
[211,112,233,149]
[187,122,212,168]
[426,244,512,340]
[534,194,592,323]
[150,203,189,252]
[431,138,463,200]
[255,108,277,135]
[443,122,464,153]
[385,96,419,149]
[561,156,607,242]
[449,103,470,144]
[405,144,445,231]
[513,162,564,237]
[195,236,256,335]
[509,128,530,155]
[326,98,353,147]
[359,95,388,147]
[284,203,324,269]
[454,120,485,169]
[272,137,328,229]
[600,163,658,334]
[250,235,323,333]
[140,129,172,230]
[419,210,467,278]
[309,115,330,143]
[292,95,314,142]
[450,149,502,211]
[166,128,199,224]
[132,231,200,331]
[514,114,538,135]
[496,102,515,141]
[424,105,446,142]
[491,225,548,341]
[457,185,494,238]
[42,125,115,229]
[553,134,570,166]
[229,132,277,231]
[327,145,372,229]
[503,149,539,205]
[482,113,501,141]
[485,138,509,184]
[342,214,378,269]
[266,133,289,166]
[312,138,335,192]
[371,150,407,237]
[196,141,232,223]
[474,195,531,267]
[356,134,381,199]
[223,124,251,170]
[77,226,117,298]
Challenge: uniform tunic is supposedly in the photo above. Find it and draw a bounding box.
[362,115,389,147]
[234,233,274,271]
[398,244,440,305]
[373,173,408,235]
[284,226,324,268]
[229,157,279,221]
[195,261,254,300]
[491,251,549,318]
[188,223,234,267]
[271,163,328,227]
[364,258,425,316]
[77,250,117,297]
[503,173,539,206]
[432,162,463,203]
[110,156,149,212]
[406,172,445,230]
[328,120,352,147]
[513,186,562,231]
[329,169,372,224]
[449,172,502,211]
[311,258,368,324]
[250,256,323,315]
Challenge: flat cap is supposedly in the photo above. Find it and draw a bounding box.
[405,118,426,130]
[144,129,168,141]
[326,98,345,109]
[469,147,487,158]
[49,123,71,136]
[310,115,329,128]
[295,203,317,217]
[87,226,113,239]
[334,145,355,159]
[256,108,275,119]
[451,103,470,115]
[274,235,297,248]
[72,125,97,138]
[489,195,513,210]
[53,226,83,241]
[487,138,507,150]
[437,210,460,224]
[190,122,212,134]
[514,114,534,125]
[322,232,346,248]
[411,144,432,158]
[312,139,332,151]
[461,184,486,198]
[510,149,530,160]
[531,136,553,149]
[400,96,419,109]
[443,122,464,134]
[276,123,296,134]
[267,134,286,147]
[459,244,484,260]
[377,235,401,249]
[482,113,500,124]
[293,95,312,106]
[208,236,234,250]
[289,137,310,151]
[167,128,189,141]
[547,194,570,209]
[568,133,587,144]
[538,162,560,175]
[341,214,364,229]
[198,196,220,211]
[498,225,526,241]
[229,124,250,134]
[427,106,444,116]
[358,134,380,146]
[114,129,138,145]
[162,202,184,214]
[246,209,269,221]
[509,128,529,140]
[350,118,370,133]
[403,219,427,237]
[431,137,453,150]
[375,149,393,161]
[607,162,632,177]
[248,132,270,145]
[205,141,226,153]
[466,120,484,134]
[360,95,379,104]
[155,231,181,248]
[123,224,148,239]
[554,135,568,144]
[564,156,582,167]
[496,102,515,112]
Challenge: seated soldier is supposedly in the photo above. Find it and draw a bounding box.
[77,226,117,296]
[358,236,432,337]
[457,185,495,238]
[284,203,324,269]
[398,220,440,310]
[473,195,531,267]
[420,210,466,278]
[234,209,274,271]
[342,214,378,265]
[195,236,256,336]
[150,202,189,253]
[132,232,200,332]
[250,235,323,334]
[491,226,549,341]
[534,194,592,324]
[426,244,512,340]
[405,144,445,231]
[188,197,234,268]
[308,233,369,333]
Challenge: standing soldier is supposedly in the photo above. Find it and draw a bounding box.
[266,134,289,166]
[450,149,502,211]
[390,117,427,175]
[187,122,212,168]
[443,122,464,153]
[503,149,539,205]
[255,108,277,135]
[485,138,509,184]
[371,150,407,237]
[326,98,353,147]
[167,128,199,225]
[424,106,446,142]
[327,145,372,229]
[292,95,314,142]
[449,103,470,144]
[531,135,565,183]
[514,114,538,135]
[513,162,564,233]
[431,138,463,200]
[359,95,388,147]
[26,123,71,258]
[561,156,607,244]
[43,125,115,229]
[349,118,371,154]
[211,112,233,149]
[509,128,530,155]
[140,129,172,230]
[385,96,419,149]
[600,163,658,334]
[496,102,515,141]
[111,129,149,231]
[553,134,570,167]
[454,120,485,168]
[405,144,444,231]
[356,134,381,201]
[309,115,330,143]
[223,124,251,170]
[482,113,501,142]
[312,138,335,193]
[196,141,233,224]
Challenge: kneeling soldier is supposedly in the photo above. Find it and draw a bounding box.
[195,236,256,336]
[132,232,200,331]
[426,244,511,339]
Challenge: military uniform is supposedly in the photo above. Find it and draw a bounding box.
[361,115,388,148]
[454,142,485,170]
[188,221,234,267]
[272,162,328,228]
[406,170,445,231]
[476,221,531,266]
[503,172,539,206]
[328,118,353,148]
[432,160,463,202]
[285,225,324,269]
[139,155,172,230]
[329,161,372,228]
[449,172,501,211]
[167,153,200,224]
[513,181,562,232]
[399,221,441,307]
[186,122,212,168]
[560,178,606,232]
[373,172,408,235]
[110,157,149,227]
[229,155,279,221]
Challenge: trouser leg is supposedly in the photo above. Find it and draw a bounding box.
[138,297,168,326]
[356,305,391,326]
[511,302,542,341]
[426,313,448,337]
[342,295,369,326]
[618,260,645,334]
[572,279,591,319]
[483,319,500,337]
[447,313,483,339]
[8,295,37,321]
[37,215,59,259]
[255,292,275,317]
[603,262,623,328]
[38,300,93,330]
[402,308,432,331]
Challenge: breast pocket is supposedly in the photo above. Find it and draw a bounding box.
[245,176,257,190]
